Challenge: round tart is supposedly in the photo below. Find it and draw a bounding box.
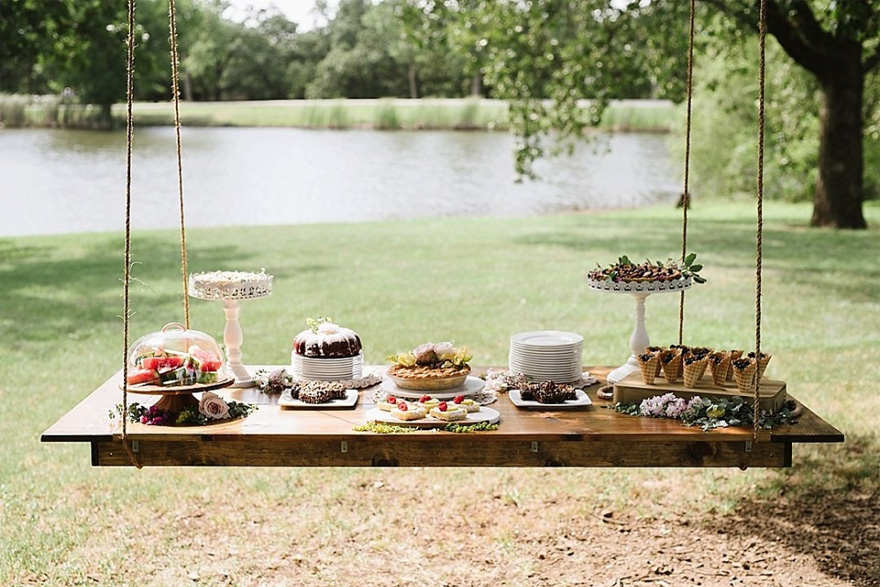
[386,364,471,390]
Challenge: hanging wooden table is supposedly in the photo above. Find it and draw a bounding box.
[41,366,843,468]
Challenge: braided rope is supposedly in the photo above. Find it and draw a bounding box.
[678,0,696,345]
[752,0,767,448]
[168,0,190,329]
[122,0,142,469]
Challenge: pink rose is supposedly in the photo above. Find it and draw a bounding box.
[199,391,230,420]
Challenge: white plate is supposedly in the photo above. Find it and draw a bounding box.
[365,406,500,428]
[511,331,584,348]
[509,388,592,409]
[277,388,359,408]
[381,375,485,400]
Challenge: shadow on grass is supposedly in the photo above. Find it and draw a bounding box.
[713,435,880,587]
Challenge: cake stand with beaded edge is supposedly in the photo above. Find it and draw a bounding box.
[588,277,691,384]
[188,271,273,388]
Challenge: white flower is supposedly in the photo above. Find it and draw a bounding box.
[412,343,438,364]
[433,341,455,360]
[199,391,230,420]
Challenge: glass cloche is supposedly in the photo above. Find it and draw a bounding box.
[125,323,228,388]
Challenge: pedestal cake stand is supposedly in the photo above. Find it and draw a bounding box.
[589,277,691,384]
[189,270,273,387]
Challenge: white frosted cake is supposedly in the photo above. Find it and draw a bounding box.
[188,270,273,300]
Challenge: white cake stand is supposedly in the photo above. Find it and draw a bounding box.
[189,271,273,388]
[588,277,691,384]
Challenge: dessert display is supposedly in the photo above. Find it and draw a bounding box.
[188,269,273,301]
[125,323,227,389]
[386,342,473,390]
[708,351,731,386]
[293,317,362,358]
[588,254,705,292]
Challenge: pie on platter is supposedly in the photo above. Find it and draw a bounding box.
[385,341,473,390]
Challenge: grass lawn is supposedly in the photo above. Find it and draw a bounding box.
[1,201,878,585]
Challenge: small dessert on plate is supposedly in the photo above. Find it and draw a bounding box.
[429,402,467,422]
[386,342,473,390]
[453,395,480,413]
[378,395,399,412]
[391,401,426,421]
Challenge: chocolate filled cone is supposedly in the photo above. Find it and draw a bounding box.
[683,357,708,388]
[755,353,772,378]
[709,352,731,386]
[660,350,682,384]
[637,354,659,385]
[727,350,744,381]
[733,359,758,395]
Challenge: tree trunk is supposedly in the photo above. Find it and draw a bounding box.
[812,47,867,228]
[470,73,482,97]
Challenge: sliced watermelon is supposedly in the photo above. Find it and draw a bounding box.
[126,368,159,386]
[188,346,222,372]
[141,355,185,371]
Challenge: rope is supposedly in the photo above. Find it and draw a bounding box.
[122,0,142,469]
[678,0,696,345]
[168,0,190,329]
[752,0,767,448]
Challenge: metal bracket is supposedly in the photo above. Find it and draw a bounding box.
[745,441,753,453]
[131,440,139,453]
[341,441,348,454]
[531,441,539,453]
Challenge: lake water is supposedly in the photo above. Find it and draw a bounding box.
[0,127,680,237]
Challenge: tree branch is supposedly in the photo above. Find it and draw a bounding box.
[763,0,828,77]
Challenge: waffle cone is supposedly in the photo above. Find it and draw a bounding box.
[682,357,708,388]
[727,350,744,381]
[756,354,772,378]
[637,354,659,385]
[709,352,731,386]
[660,351,682,384]
[733,360,758,395]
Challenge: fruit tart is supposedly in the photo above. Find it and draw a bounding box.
[386,342,473,390]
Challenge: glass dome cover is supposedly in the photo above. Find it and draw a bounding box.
[126,323,228,388]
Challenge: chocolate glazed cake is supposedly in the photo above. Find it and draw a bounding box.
[293,322,362,358]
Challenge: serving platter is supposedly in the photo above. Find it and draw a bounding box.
[509,388,592,409]
[381,375,485,400]
[365,406,500,428]
[277,388,359,409]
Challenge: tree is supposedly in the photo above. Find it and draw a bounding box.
[700,0,879,228]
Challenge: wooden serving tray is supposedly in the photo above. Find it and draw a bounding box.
[613,372,787,412]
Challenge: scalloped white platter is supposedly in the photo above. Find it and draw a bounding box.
[365,406,500,428]
[380,375,485,400]
[509,388,592,409]
[588,277,692,294]
[277,388,359,409]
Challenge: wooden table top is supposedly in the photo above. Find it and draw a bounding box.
[42,366,844,468]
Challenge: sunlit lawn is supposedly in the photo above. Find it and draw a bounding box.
[1,200,878,584]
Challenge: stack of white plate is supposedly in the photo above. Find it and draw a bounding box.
[509,331,584,383]
[291,352,364,381]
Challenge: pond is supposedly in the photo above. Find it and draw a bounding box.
[0,127,680,237]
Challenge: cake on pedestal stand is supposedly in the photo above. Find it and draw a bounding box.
[189,270,273,388]
[589,277,691,384]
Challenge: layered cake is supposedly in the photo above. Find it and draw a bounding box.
[188,269,273,300]
[293,318,362,358]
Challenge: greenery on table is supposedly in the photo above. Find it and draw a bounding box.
[2,201,880,584]
[611,394,798,432]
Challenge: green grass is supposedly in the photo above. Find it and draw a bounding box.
[2,95,676,132]
[2,201,878,584]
